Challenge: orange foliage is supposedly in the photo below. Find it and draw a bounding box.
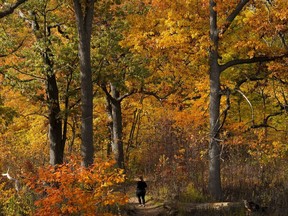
[25,158,127,216]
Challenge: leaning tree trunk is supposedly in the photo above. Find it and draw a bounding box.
[208,0,222,200]
[73,0,95,167]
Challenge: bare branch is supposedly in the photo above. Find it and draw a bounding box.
[2,168,20,192]
[235,89,254,125]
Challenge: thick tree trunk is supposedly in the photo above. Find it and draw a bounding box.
[42,47,64,166]
[79,36,94,167]
[110,83,125,169]
[47,73,63,165]
[208,52,222,200]
[27,8,65,165]
[73,0,95,167]
[208,0,222,200]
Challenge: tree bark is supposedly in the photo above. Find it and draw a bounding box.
[29,9,64,166]
[47,70,63,165]
[110,83,125,169]
[101,83,125,168]
[105,95,113,156]
[73,0,95,167]
[208,0,222,200]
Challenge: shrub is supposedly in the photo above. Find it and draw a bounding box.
[25,158,128,216]
[179,182,206,203]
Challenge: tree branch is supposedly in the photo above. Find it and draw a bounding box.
[235,89,254,125]
[218,87,231,133]
[2,168,20,192]
[0,0,27,18]
[0,38,26,58]
[118,90,136,102]
[235,76,264,89]
[272,75,288,85]
[220,53,288,72]
[100,82,114,102]
[251,111,284,131]
[220,0,250,35]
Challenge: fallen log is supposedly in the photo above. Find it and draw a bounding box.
[164,201,244,215]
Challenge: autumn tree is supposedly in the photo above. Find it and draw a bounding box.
[92,0,150,168]
[0,0,82,166]
[120,0,288,200]
[207,0,288,200]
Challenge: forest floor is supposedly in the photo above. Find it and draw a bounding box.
[122,182,169,216]
[122,185,245,216]
[125,196,167,216]
[122,183,287,216]
[124,196,246,216]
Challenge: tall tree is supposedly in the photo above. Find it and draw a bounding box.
[120,0,288,200]
[92,0,149,168]
[7,0,71,165]
[73,0,95,167]
[102,83,125,168]
[208,0,288,200]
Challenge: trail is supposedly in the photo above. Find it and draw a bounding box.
[125,197,168,216]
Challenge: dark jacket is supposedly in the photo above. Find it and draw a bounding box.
[136,181,147,195]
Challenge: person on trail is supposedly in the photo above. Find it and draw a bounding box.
[136,176,147,207]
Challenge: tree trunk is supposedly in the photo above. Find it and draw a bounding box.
[47,72,63,165]
[105,95,113,156]
[110,83,125,169]
[73,0,95,167]
[42,46,63,165]
[208,0,222,200]
[26,8,65,165]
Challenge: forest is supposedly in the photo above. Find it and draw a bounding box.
[0,0,287,215]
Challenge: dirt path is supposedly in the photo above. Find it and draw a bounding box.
[125,197,168,216]
[122,184,251,215]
